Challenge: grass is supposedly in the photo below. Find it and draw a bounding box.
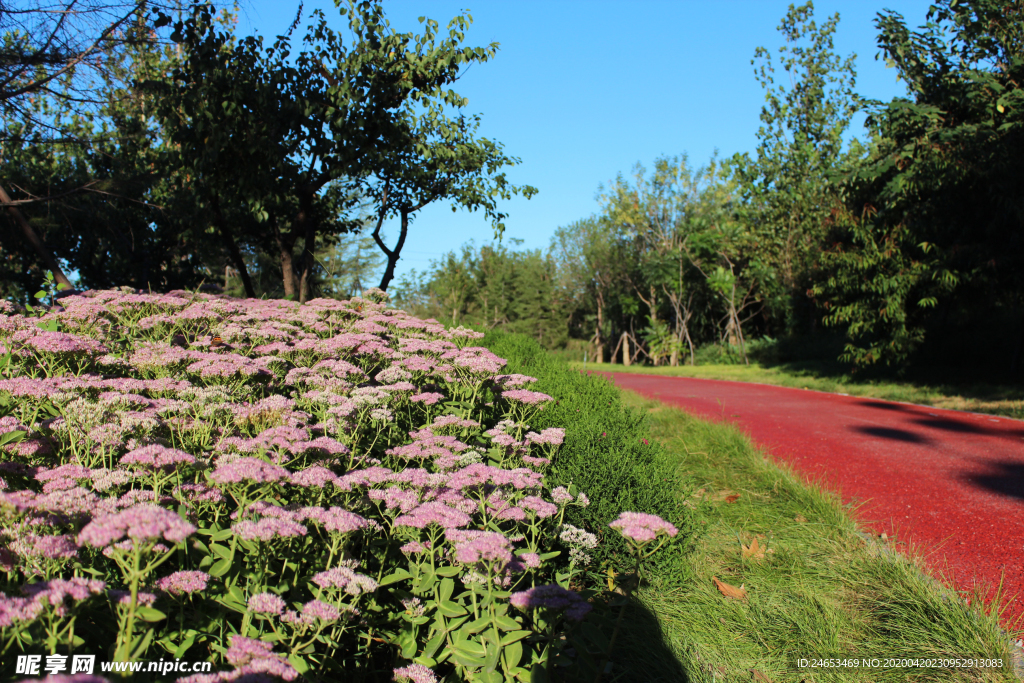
[607,389,1024,683]
[571,360,1024,420]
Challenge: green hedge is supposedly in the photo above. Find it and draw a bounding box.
[481,329,705,573]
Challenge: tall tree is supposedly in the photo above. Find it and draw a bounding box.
[731,0,861,334]
[812,0,1024,369]
[148,0,534,301]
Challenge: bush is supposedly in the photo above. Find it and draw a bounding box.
[481,330,705,575]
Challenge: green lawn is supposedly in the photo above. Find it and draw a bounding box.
[608,389,1024,683]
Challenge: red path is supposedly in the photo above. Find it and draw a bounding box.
[600,371,1024,632]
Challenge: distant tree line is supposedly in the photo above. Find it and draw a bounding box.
[393,0,1024,375]
[4,0,1021,374]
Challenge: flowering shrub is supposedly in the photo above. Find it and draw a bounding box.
[0,288,677,682]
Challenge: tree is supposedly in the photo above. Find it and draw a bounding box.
[731,0,861,334]
[811,0,1024,369]
[0,0,243,293]
[148,0,534,302]
[550,216,622,363]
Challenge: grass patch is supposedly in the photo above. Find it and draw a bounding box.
[611,388,1024,682]
[573,360,1024,420]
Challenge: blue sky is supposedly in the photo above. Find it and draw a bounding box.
[233,0,935,285]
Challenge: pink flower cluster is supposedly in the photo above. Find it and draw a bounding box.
[77,504,196,548]
[509,584,592,621]
[0,287,623,679]
[609,511,678,543]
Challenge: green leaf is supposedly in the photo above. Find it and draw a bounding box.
[463,616,490,635]
[422,631,445,659]
[503,639,523,668]
[482,634,501,672]
[173,630,198,658]
[500,630,531,646]
[437,600,467,617]
[210,543,233,561]
[438,577,455,604]
[434,565,461,577]
[287,654,310,675]
[208,557,232,578]
[135,606,167,622]
[0,430,26,447]
[494,614,519,632]
[379,569,413,586]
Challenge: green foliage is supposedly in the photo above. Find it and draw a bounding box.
[481,330,706,575]
[812,0,1024,368]
[730,0,861,335]
[396,242,567,349]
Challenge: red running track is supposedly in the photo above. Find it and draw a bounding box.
[599,371,1024,632]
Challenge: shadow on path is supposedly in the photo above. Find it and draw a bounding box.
[851,425,930,444]
[965,461,1024,502]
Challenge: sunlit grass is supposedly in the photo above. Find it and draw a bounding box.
[608,390,1024,682]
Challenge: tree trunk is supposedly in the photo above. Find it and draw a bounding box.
[621,331,631,367]
[595,293,605,364]
[0,184,73,289]
[297,192,317,304]
[210,194,255,298]
[377,207,411,292]
[271,214,299,300]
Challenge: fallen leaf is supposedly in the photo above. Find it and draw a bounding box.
[750,670,773,682]
[741,536,766,560]
[715,664,728,675]
[725,494,741,504]
[712,576,747,600]
[794,514,807,523]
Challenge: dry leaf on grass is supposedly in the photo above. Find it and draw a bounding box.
[724,493,741,503]
[741,536,766,560]
[750,670,773,682]
[712,576,747,600]
[794,514,807,523]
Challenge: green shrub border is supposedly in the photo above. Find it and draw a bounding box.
[481,330,706,575]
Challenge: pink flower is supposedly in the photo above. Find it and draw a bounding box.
[299,599,340,623]
[290,466,338,488]
[609,511,678,543]
[312,566,378,595]
[394,502,471,530]
[501,389,553,405]
[509,584,591,621]
[9,533,78,559]
[410,392,444,405]
[223,635,297,681]
[209,457,290,485]
[77,504,196,548]
[448,530,513,566]
[520,496,558,519]
[247,592,286,615]
[120,444,195,470]
[154,570,209,596]
[302,506,370,534]
[393,663,438,683]
[231,517,307,542]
